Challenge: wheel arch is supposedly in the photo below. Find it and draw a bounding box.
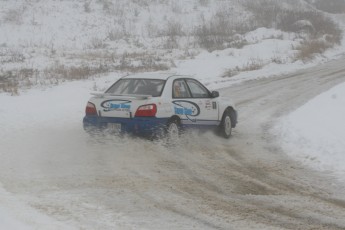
[168,115,181,124]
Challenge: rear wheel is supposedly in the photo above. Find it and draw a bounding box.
[166,118,180,142]
[220,110,232,138]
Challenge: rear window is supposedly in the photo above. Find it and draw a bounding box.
[106,79,165,97]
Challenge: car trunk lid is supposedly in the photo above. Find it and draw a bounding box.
[90,93,152,118]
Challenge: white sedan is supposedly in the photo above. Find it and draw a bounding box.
[83,73,237,138]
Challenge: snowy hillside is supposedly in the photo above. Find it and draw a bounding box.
[0,0,344,94]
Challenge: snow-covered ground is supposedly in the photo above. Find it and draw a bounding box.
[272,13,345,184]
[2,57,345,229]
[275,82,345,183]
[1,1,345,229]
[0,0,343,91]
[0,185,74,230]
[1,56,345,230]
[0,80,95,230]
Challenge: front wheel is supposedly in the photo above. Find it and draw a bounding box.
[220,111,232,138]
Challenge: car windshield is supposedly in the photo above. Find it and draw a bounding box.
[106,78,165,97]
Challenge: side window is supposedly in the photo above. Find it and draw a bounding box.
[186,79,210,98]
[173,80,191,98]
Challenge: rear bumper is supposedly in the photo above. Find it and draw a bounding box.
[83,115,169,136]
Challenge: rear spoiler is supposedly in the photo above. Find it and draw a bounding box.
[91,92,152,100]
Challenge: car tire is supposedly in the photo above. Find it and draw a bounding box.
[166,118,181,142]
[220,110,232,139]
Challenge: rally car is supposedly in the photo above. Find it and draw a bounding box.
[83,73,237,139]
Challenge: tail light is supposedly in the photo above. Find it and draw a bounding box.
[85,102,97,116]
[135,104,157,117]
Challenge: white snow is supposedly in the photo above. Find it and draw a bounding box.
[271,14,345,185]
[1,58,344,229]
[0,206,31,230]
[0,75,121,230]
[275,82,345,182]
[1,1,345,228]
[0,183,75,230]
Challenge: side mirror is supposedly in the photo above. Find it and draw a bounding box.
[211,91,219,98]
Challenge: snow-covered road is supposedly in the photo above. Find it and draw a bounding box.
[1,58,345,229]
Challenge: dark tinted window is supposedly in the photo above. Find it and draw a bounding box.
[106,79,165,97]
[173,80,191,98]
[186,79,210,98]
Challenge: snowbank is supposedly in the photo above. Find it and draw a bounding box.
[276,82,345,182]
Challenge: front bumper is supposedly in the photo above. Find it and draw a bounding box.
[83,115,169,136]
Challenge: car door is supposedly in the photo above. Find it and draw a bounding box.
[172,78,219,127]
[185,79,219,125]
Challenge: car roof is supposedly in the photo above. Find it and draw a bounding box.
[121,72,193,81]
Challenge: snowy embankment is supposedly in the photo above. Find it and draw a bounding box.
[275,83,345,183]
[273,13,345,184]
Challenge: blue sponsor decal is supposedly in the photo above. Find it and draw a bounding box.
[173,100,200,122]
[174,107,193,115]
[101,100,131,112]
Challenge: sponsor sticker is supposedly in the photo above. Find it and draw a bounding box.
[173,100,200,122]
[205,100,212,110]
[101,100,131,112]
